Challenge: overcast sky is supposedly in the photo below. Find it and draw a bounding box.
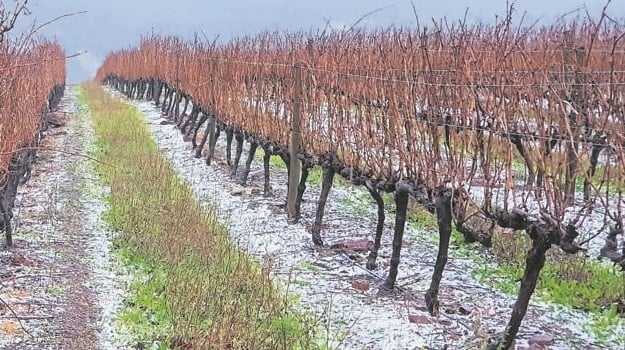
[12,0,625,83]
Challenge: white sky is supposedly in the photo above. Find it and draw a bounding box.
[12,0,625,83]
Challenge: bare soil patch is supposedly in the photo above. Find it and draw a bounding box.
[0,89,124,350]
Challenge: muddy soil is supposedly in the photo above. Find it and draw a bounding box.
[0,89,126,350]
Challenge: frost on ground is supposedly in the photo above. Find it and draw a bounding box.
[127,92,624,350]
[0,88,128,350]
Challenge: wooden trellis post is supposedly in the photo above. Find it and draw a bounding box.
[287,63,304,220]
[563,30,586,207]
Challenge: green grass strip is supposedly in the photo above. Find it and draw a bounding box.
[78,83,316,350]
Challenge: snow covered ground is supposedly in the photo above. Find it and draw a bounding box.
[0,88,129,349]
[120,89,624,350]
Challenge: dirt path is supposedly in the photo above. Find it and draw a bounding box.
[0,89,125,350]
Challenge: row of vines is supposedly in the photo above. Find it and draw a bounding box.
[0,3,66,247]
[97,10,624,349]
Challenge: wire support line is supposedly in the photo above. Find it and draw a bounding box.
[132,55,625,88]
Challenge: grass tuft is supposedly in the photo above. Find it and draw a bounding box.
[78,83,316,349]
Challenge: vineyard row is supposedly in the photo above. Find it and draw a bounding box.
[97,14,625,350]
[0,38,66,247]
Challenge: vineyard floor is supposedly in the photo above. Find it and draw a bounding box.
[0,88,127,349]
[2,86,622,349]
[121,89,623,350]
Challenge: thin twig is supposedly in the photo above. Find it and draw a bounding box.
[0,296,32,338]
[1,146,116,167]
